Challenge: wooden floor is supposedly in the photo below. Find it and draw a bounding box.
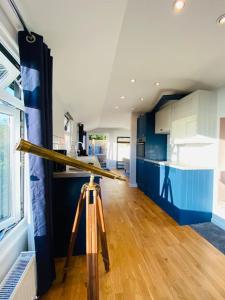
[42,177,225,300]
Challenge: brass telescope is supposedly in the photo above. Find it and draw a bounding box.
[17,138,125,299]
[16,139,126,181]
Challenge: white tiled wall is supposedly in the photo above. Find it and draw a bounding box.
[53,120,77,157]
[53,135,66,150]
[170,143,217,168]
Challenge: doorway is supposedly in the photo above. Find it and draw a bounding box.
[88,134,108,168]
[116,137,130,170]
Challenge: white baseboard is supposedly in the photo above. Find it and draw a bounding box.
[212,213,225,231]
[129,183,138,188]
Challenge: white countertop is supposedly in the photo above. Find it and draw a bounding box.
[53,155,102,178]
[54,170,97,178]
[76,155,101,167]
[143,159,214,170]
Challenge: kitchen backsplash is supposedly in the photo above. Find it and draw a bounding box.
[53,135,66,150]
[169,141,217,168]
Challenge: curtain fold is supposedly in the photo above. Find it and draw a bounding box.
[18,31,55,296]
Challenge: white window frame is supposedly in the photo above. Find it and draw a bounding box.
[0,90,24,111]
[0,103,21,231]
[0,33,24,231]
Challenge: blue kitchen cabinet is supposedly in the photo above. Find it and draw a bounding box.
[144,160,160,201]
[140,161,214,225]
[136,158,140,187]
[135,107,213,225]
[136,112,167,198]
[136,111,213,225]
[136,158,146,192]
[135,94,212,225]
[166,166,214,224]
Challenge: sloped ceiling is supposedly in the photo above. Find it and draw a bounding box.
[2,0,225,130]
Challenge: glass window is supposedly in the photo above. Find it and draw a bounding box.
[0,104,21,231]
[0,45,23,232]
[4,77,22,100]
[0,113,11,222]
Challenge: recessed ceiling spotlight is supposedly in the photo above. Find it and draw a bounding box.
[217,14,225,25]
[155,82,160,86]
[130,79,136,83]
[115,105,119,109]
[120,96,125,100]
[173,0,185,12]
[140,97,144,101]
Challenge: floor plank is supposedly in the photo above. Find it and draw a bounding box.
[42,177,225,299]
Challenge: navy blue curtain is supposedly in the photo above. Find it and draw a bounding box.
[18,31,55,296]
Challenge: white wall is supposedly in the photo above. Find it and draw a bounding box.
[52,94,78,155]
[53,96,66,139]
[217,87,225,118]
[212,87,225,213]
[53,97,66,149]
[88,127,130,169]
[211,87,225,227]
[0,221,27,282]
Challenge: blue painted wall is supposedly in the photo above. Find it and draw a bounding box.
[145,112,167,161]
[137,112,167,161]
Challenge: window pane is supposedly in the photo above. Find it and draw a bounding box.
[0,113,11,222]
[4,79,22,100]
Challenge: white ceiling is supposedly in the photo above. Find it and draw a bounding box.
[2,0,225,130]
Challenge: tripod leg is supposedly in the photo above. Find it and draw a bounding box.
[62,189,85,282]
[97,192,110,272]
[86,189,99,300]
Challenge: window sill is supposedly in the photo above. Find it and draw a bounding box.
[0,218,28,282]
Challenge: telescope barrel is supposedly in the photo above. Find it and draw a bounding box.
[16,139,126,181]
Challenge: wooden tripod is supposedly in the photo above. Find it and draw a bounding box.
[62,174,110,300]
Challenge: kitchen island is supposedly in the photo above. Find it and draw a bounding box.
[137,158,214,225]
[52,156,101,257]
